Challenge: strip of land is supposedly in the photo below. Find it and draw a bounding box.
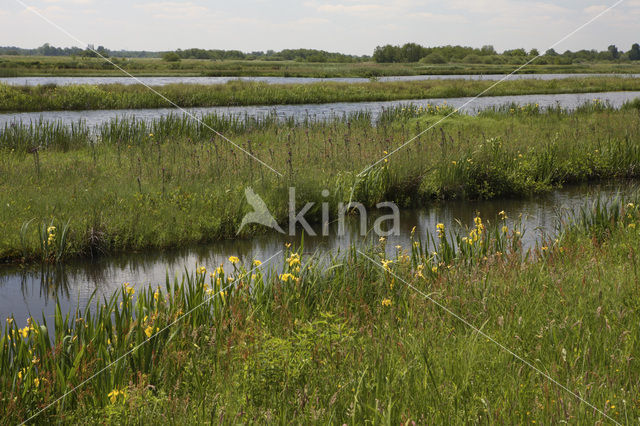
[3,55,640,77]
[2,76,640,112]
[1,102,639,263]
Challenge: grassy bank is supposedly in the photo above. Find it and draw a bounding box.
[3,77,640,112]
[1,102,640,264]
[2,197,639,423]
[3,55,640,78]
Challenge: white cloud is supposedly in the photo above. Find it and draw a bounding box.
[134,2,215,20]
[41,0,94,4]
[314,3,393,15]
[584,4,608,15]
[413,12,468,24]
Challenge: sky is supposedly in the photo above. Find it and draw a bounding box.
[1,0,639,55]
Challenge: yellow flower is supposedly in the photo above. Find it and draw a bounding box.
[279,273,295,282]
[502,226,508,234]
[287,253,301,267]
[33,377,40,388]
[215,265,224,275]
[47,226,56,234]
[20,327,29,339]
[149,133,154,138]
[253,259,262,266]
[431,266,438,273]
[229,256,240,264]
[381,298,392,307]
[108,389,120,404]
[154,289,160,301]
[381,259,393,271]
[144,326,154,338]
[123,282,135,296]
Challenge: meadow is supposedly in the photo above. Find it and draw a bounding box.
[3,55,640,78]
[3,77,640,112]
[1,100,640,264]
[1,195,639,424]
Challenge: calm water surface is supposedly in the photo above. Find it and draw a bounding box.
[1,91,639,129]
[2,73,640,86]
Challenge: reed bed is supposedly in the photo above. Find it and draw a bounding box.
[2,76,640,112]
[4,55,640,78]
[1,197,639,423]
[1,103,640,263]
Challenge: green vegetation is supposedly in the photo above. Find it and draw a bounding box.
[373,42,640,63]
[2,76,640,112]
[1,101,640,264]
[3,54,640,78]
[2,196,640,423]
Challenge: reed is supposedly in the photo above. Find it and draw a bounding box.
[2,197,639,423]
[1,104,640,264]
[2,76,640,112]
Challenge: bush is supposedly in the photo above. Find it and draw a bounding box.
[161,52,181,62]
[420,53,446,64]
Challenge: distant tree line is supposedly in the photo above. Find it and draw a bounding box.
[169,48,367,62]
[2,42,640,64]
[373,43,640,64]
[0,44,368,62]
[0,44,163,58]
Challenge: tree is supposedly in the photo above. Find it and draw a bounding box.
[529,48,540,57]
[607,44,619,59]
[400,43,425,62]
[480,45,496,55]
[545,48,558,56]
[629,43,640,61]
[373,45,401,63]
[503,48,527,57]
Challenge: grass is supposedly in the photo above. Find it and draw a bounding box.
[1,100,640,264]
[1,195,639,423]
[3,76,640,112]
[3,55,640,77]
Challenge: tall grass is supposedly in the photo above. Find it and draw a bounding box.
[2,106,640,263]
[3,54,640,78]
[2,76,640,112]
[2,199,639,423]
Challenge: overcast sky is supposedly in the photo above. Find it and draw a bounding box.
[1,0,639,55]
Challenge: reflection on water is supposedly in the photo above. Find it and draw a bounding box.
[0,182,635,327]
[2,91,640,129]
[2,73,640,87]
